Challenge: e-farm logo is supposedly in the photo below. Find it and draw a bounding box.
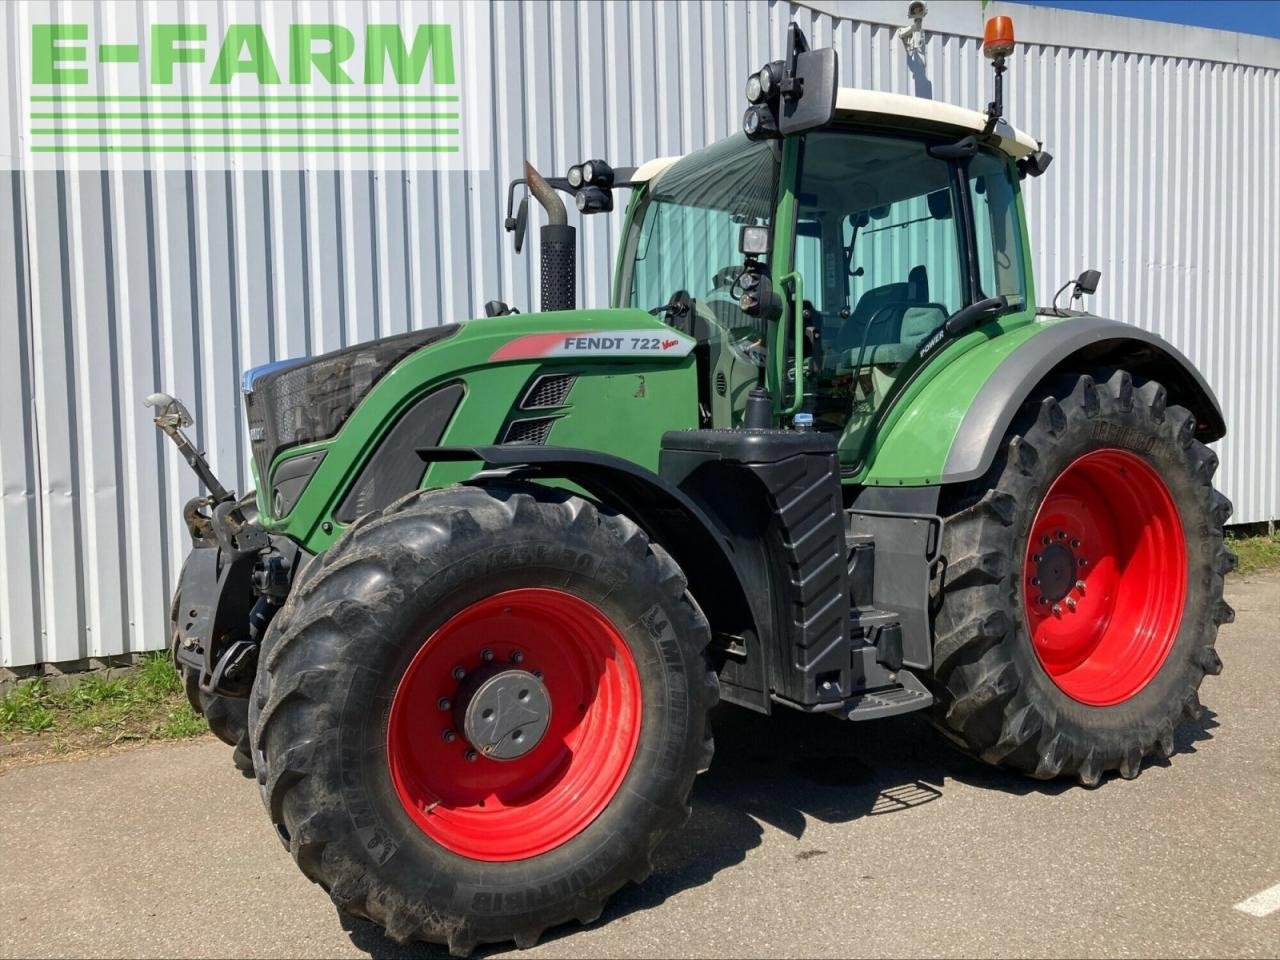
[7,1,491,170]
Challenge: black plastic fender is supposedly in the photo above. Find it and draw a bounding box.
[942,316,1225,484]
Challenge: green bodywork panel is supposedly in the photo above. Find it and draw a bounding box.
[855,311,1045,484]
[253,308,697,554]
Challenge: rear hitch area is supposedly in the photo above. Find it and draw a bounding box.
[146,392,303,699]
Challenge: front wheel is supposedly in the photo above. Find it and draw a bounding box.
[249,482,716,955]
[930,370,1235,786]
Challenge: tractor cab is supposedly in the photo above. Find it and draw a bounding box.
[616,89,1042,471]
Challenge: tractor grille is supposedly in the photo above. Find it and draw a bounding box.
[502,416,557,445]
[241,325,459,486]
[520,374,577,409]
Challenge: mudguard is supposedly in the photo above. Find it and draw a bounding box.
[863,315,1225,486]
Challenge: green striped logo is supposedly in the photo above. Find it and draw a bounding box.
[13,4,486,168]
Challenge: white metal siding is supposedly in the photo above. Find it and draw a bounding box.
[1,0,1277,668]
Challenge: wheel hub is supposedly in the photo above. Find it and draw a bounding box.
[1034,541,1078,603]
[455,667,552,761]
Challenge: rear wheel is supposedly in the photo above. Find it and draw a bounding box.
[249,482,716,954]
[930,370,1235,785]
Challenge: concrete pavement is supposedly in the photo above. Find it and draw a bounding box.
[2,570,1278,959]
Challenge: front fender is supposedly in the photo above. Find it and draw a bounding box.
[862,315,1224,486]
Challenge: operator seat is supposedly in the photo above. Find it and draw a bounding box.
[832,264,930,356]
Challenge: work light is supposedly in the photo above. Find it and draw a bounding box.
[575,186,613,214]
[742,105,778,141]
[581,159,614,188]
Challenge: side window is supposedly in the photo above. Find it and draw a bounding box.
[968,152,1027,306]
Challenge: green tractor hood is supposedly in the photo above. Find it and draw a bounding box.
[242,307,700,552]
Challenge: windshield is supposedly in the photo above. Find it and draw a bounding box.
[623,135,778,337]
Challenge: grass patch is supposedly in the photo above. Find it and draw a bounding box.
[0,653,206,752]
[1227,531,1280,576]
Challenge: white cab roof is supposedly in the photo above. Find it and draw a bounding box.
[630,88,1040,185]
[834,88,1039,158]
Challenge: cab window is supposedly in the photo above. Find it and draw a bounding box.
[793,130,966,454]
[968,151,1027,306]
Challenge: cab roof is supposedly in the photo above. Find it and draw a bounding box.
[834,89,1039,158]
[631,87,1040,185]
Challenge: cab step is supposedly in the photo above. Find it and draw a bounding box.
[843,669,933,721]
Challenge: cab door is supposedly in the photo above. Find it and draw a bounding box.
[773,128,1031,473]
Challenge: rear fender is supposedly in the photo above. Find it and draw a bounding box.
[942,317,1224,483]
[863,316,1224,486]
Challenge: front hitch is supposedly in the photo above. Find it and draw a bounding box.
[148,390,281,697]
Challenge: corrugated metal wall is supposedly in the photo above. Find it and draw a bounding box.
[2,0,1277,668]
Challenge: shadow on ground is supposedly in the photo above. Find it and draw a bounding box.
[341,703,1217,958]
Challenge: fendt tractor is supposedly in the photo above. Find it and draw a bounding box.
[150,18,1234,955]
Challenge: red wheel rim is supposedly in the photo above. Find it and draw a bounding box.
[386,588,642,861]
[1023,448,1186,706]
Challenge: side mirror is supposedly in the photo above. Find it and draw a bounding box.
[743,24,838,141]
[778,45,838,135]
[1075,269,1101,296]
[512,195,529,254]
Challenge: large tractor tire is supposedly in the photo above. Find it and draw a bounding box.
[248,481,717,955]
[930,369,1235,786]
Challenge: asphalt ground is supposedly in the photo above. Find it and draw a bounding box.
[2,570,1278,959]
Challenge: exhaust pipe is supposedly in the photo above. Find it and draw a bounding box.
[524,161,576,312]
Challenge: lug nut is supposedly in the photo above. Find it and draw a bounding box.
[1066,598,1077,611]
[1078,558,1088,567]
[1042,535,1051,545]
[452,666,466,681]
[533,669,544,679]
[510,651,524,664]
[1075,579,1087,594]
[1038,595,1048,606]
[1071,538,1081,548]
[437,697,451,711]
[1030,577,1041,587]
[482,649,494,662]
[1056,530,1067,540]
[1033,554,1042,564]
[1052,603,1063,616]
[441,729,456,743]
[464,750,478,763]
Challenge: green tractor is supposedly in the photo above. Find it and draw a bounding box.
[152,20,1233,956]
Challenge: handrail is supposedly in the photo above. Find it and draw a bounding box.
[777,270,806,416]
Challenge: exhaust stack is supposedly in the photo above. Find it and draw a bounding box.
[524,161,576,312]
